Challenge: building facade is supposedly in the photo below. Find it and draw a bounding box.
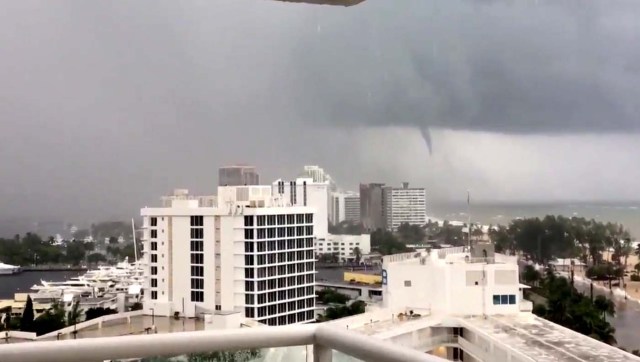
[300,165,337,191]
[315,234,371,261]
[218,165,260,186]
[141,186,316,326]
[382,182,427,230]
[359,183,386,232]
[329,192,360,225]
[272,177,329,241]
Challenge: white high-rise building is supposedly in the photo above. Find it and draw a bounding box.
[330,192,360,225]
[272,177,329,241]
[382,182,427,230]
[301,165,337,191]
[141,187,316,326]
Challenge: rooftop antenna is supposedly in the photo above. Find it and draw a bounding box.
[467,190,471,250]
[131,218,138,263]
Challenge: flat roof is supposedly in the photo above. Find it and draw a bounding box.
[461,315,639,362]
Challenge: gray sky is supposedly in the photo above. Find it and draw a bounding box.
[1,0,640,223]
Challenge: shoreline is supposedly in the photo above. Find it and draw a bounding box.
[560,271,640,305]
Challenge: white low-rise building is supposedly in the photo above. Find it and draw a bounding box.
[141,187,316,326]
[317,243,639,362]
[316,234,371,262]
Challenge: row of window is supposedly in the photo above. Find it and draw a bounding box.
[318,242,360,246]
[245,289,315,306]
[244,263,315,279]
[244,251,314,266]
[245,281,314,295]
[190,220,205,303]
[248,310,315,326]
[245,214,314,227]
[493,294,517,305]
[245,227,314,240]
[244,238,314,253]
[245,297,315,313]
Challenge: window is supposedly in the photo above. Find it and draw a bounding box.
[404,280,412,287]
[150,217,158,227]
[191,278,204,289]
[191,253,204,265]
[190,240,203,252]
[151,254,158,263]
[191,265,204,277]
[493,294,517,305]
[244,215,254,227]
[190,216,204,227]
[190,228,204,239]
[244,229,254,240]
[257,215,266,226]
[191,290,204,302]
[151,291,157,300]
[151,242,157,251]
[151,266,157,275]
[150,229,157,239]
[151,278,157,288]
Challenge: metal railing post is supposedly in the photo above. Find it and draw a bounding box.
[313,343,332,362]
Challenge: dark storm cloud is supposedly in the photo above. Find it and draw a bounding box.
[1,0,639,224]
[289,0,640,135]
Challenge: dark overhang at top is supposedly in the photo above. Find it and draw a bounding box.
[272,0,366,7]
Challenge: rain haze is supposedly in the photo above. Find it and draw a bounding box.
[1,0,640,225]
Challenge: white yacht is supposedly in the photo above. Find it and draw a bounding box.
[0,262,21,275]
[30,258,145,299]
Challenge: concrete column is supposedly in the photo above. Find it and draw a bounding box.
[313,344,332,362]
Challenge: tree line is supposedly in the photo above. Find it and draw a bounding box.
[0,233,138,266]
[489,215,633,265]
[523,266,618,344]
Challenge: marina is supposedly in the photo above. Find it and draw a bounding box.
[0,258,144,322]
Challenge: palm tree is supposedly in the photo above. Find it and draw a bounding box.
[593,295,616,319]
[66,301,83,326]
[353,247,362,265]
[522,265,541,287]
[621,239,633,271]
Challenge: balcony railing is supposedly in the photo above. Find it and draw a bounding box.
[0,324,448,362]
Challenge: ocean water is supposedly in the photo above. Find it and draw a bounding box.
[429,202,640,238]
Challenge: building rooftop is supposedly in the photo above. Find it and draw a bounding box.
[461,314,638,362]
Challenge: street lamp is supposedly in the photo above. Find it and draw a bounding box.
[150,308,155,326]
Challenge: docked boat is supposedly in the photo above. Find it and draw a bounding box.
[0,262,21,275]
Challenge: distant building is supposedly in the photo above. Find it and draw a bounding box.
[141,186,316,325]
[272,177,329,241]
[315,234,371,262]
[300,165,337,192]
[329,192,360,225]
[359,183,385,232]
[382,182,427,230]
[218,165,260,186]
